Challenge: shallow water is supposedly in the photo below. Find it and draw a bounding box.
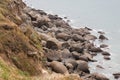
[23,0,120,79]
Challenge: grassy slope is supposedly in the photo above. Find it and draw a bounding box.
[0,0,44,80]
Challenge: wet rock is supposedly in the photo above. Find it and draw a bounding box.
[90,47,103,52]
[91,73,109,80]
[84,34,97,41]
[102,51,110,56]
[113,73,120,79]
[98,31,105,34]
[49,61,68,74]
[72,34,85,42]
[79,55,89,62]
[100,44,108,48]
[104,56,111,60]
[48,14,62,20]
[96,65,104,69]
[76,60,90,73]
[99,35,108,40]
[61,42,70,49]
[56,33,71,41]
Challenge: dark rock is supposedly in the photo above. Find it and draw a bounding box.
[63,59,78,69]
[48,14,62,20]
[46,39,61,50]
[99,35,108,40]
[56,33,71,41]
[72,51,80,60]
[91,52,97,56]
[100,44,108,48]
[50,61,68,74]
[65,63,73,69]
[104,56,111,60]
[70,43,83,53]
[102,51,110,56]
[85,27,92,31]
[72,34,85,42]
[79,55,89,62]
[91,73,109,80]
[90,47,103,52]
[96,65,104,69]
[98,31,105,34]
[44,49,61,61]
[76,60,90,73]
[61,42,70,49]
[113,73,120,79]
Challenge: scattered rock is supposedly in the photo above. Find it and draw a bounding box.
[104,56,111,60]
[98,31,105,34]
[91,73,109,80]
[90,47,103,52]
[72,51,80,60]
[72,34,85,42]
[76,60,90,73]
[50,61,68,74]
[56,33,71,41]
[79,55,89,62]
[113,73,120,79]
[96,65,104,69]
[84,34,97,41]
[102,51,110,56]
[99,35,108,40]
[100,44,108,48]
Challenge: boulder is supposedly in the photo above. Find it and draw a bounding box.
[100,44,108,48]
[113,73,120,79]
[69,43,83,53]
[90,47,103,52]
[50,61,68,74]
[102,51,110,56]
[104,56,111,60]
[61,42,70,49]
[56,33,71,41]
[61,49,72,59]
[99,35,108,40]
[72,34,85,42]
[72,51,81,60]
[79,55,89,62]
[46,38,62,50]
[84,34,97,41]
[91,73,109,80]
[76,60,90,73]
[44,49,61,61]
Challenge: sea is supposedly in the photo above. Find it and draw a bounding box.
[23,0,120,79]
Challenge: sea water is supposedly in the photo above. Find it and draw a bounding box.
[23,0,120,79]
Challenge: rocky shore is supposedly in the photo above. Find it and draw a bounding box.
[22,6,112,80]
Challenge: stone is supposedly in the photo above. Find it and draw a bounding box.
[102,51,110,56]
[72,51,80,60]
[91,73,109,80]
[90,47,103,52]
[84,34,97,41]
[50,61,68,74]
[56,33,71,41]
[113,73,120,79]
[104,56,111,60]
[76,60,90,73]
[61,49,72,59]
[99,35,108,40]
[79,55,89,62]
[72,34,85,42]
[69,43,83,53]
[100,44,108,48]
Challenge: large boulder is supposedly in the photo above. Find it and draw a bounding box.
[91,73,109,80]
[69,43,83,53]
[76,60,90,73]
[46,38,62,50]
[72,34,85,42]
[49,61,68,74]
[56,33,71,41]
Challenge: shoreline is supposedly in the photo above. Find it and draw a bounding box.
[22,5,115,79]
